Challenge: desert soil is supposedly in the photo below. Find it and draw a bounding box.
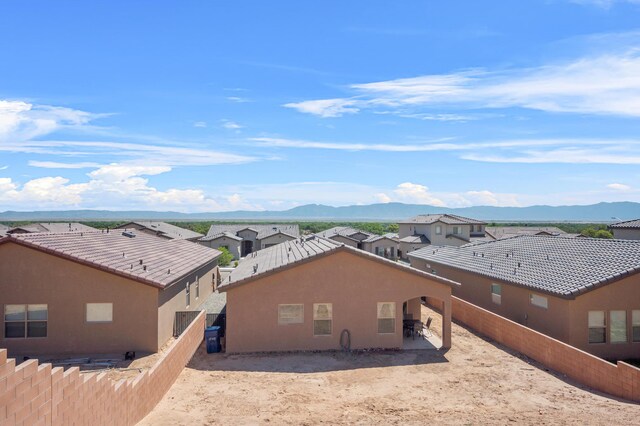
[140,309,639,425]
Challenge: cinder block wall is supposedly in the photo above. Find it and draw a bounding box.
[0,311,205,425]
[452,296,640,402]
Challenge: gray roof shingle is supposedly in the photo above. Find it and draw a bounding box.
[220,236,458,290]
[317,226,374,241]
[399,214,487,225]
[399,234,431,244]
[8,223,98,234]
[2,230,221,288]
[205,224,300,240]
[408,235,640,298]
[363,233,399,243]
[485,226,566,240]
[116,221,203,240]
[610,219,640,229]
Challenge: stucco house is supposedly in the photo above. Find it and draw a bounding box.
[0,230,221,358]
[362,233,400,260]
[115,221,203,242]
[199,224,300,259]
[316,227,401,260]
[7,222,97,234]
[609,219,640,240]
[408,235,640,360]
[0,224,8,237]
[398,214,491,259]
[218,237,458,353]
[485,226,571,240]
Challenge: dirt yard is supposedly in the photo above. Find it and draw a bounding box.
[140,318,638,425]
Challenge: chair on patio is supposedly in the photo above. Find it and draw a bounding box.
[423,317,433,337]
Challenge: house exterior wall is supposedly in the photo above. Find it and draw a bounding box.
[330,235,358,248]
[399,241,429,260]
[199,237,241,260]
[0,242,159,357]
[224,250,452,353]
[156,262,218,348]
[409,256,640,360]
[259,233,298,249]
[612,228,640,240]
[363,239,399,260]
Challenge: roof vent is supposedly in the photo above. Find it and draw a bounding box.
[167,269,171,274]
[139,259,143,265]
[518,262,521,267]
[122,231,136,238]
[253,264,258,274]
[122,252,126,257]
[143,265,147,272]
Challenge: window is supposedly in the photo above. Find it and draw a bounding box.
[452,226,461,235]
[186,282,190,307]
[377,302,396,334]
[195,276,200,299]
[374,246,380,256]
[470,225,475,232]
[435,225,442,235]
[530,293,548,309]
[86,303,113,322]
[588,311,606,344]
[610,310,627,343]
[4,304,48,338]
[278,304,303,324]
[491,283,502,305]
[633,311,640,343]
[313,303,332,336]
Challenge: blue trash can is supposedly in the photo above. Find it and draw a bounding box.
[205,326,221,353]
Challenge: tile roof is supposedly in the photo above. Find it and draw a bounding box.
[116,221,203,240]
[219,236,458,290]
[8,223,98,234]
[317,226,374,241]
[205,224,300,240]
[408,235,640,298]
[399,214,487,225]
[200,231,243,242]
[609,219,640,229]
[1,230,221,288]
[399,234,431,244]
[485,226,566,240]
[363,233,399,243]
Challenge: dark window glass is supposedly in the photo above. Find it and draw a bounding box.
[5,322,26,338]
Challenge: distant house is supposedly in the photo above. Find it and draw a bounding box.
[115,221,203,242]
[0,230,221,358]
[0,224,8,238]
[316,226,374,249]
[609,219,640,240]
[397,214,490,259]
[219,237,457,353]
[362,233,400,260]
[485,226,570,240]
[408,235,640,360]
[7,222,98,234]
[199,224,300,259]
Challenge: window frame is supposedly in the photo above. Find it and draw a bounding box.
[588,310,606,344]
[4,304,48,339]
[435,225,442,235]
[377,302,396,334]
[490,283,502,305]
[86,303,113,323]
[610,310,627,344]
[529,293,548,309]
[195,276,200,300]
[632,310,640,343]
[313,303,332,336]
[186,282,191,307]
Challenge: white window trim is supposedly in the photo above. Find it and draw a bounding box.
[610,310,628,344]
[186,282,191,308]
[377,302,396,334]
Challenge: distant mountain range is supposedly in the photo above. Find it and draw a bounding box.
[0,202,638,222]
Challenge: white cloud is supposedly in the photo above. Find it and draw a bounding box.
[607,183,632,191]
[193,121,207,128]
[28,161,103,169]
[226,96,251,103]
[286,48,640,118]
[391,182,446,206]
[0,165,8,170]
[570,0,640,8]
[221,120,243,130]
[0,100,100,142]
[284,98,360,118]
[374,193,392,203]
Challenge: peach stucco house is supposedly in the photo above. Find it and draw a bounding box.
[409,235,640,360]
[0,230,221,358]
[218,236,458,353]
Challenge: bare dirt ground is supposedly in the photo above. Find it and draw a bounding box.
[140,309,639,425]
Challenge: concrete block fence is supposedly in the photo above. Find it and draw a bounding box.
[452,296,640,402]
[0,310,205,425]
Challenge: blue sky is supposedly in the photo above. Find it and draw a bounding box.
[1,0,640,212]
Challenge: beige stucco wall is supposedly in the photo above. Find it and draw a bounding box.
[156,262,218,348]
[259,233,297,249]
[612,228,640,240]
[330,235,358,248]
[410,256,640,360]
[363,238,399,259]
[399,241,429,260]
[199,237,241,260]
[0,243,160,357]
[224,250,452,353]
